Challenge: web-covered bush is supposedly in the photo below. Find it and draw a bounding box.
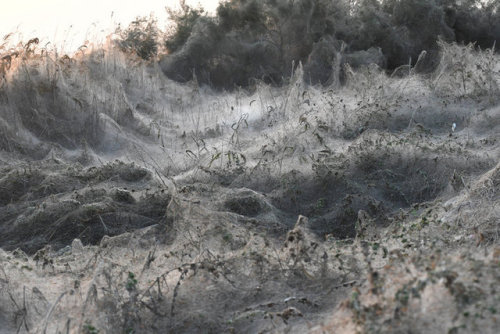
[432,40,500,100]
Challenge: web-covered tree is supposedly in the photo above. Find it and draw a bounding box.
[161,0,500,89]
[165,0,205,53]
[161,0,345,88]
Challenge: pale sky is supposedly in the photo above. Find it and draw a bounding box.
[0,0,220,51]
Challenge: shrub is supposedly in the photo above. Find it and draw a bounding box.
[116,16,159,60]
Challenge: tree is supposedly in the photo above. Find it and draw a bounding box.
[165,0,205,53]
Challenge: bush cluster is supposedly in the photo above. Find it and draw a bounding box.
[158,0,499,89]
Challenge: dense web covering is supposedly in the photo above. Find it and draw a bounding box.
[0,25,499,333]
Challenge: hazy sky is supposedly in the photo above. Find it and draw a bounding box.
[1,0,220,51]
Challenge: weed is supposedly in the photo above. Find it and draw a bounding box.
[126,272,138,292]
[222,231,233,243]
[83,321,99,334]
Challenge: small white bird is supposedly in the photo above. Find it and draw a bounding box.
[452,123,457,132]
